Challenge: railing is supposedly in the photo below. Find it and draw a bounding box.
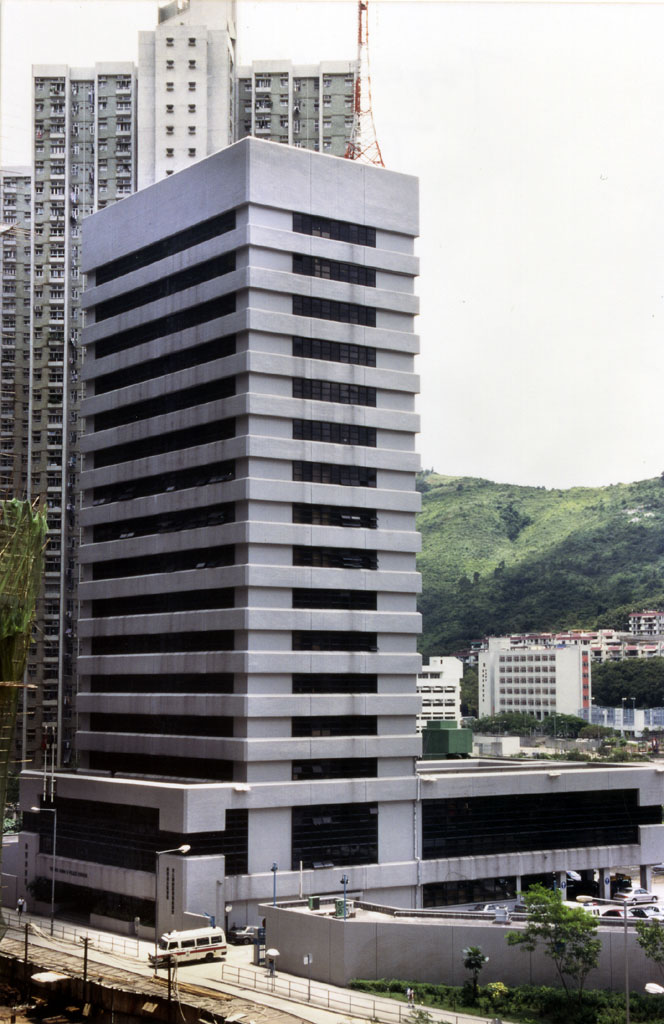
[219,962,496,1024]
[2,909,141,958]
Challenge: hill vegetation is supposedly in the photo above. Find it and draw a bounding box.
[417,472,664,655]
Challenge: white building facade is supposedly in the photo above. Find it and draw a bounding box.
[479,636,591,720]
[416,656,462,730]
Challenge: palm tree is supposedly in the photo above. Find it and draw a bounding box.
[462,945,489,1001]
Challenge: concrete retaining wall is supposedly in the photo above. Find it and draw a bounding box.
[264,903,655,993]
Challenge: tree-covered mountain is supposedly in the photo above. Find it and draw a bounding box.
[417,473,664,655]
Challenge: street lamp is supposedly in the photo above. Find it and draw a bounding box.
[340,874,349,921]
[30,805,56,936]
[271,862,278,907]
[576,894,630,1024]
[153,844,191,972]
[621,697,627,738]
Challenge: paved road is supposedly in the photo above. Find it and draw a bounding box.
[0,909,500,1024]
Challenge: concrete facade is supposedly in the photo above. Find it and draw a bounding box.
[137,0,237,189]
[416,656,462,730]
[479,636,591,721]
[20,139,423,928]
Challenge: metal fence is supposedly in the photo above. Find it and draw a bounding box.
[3,909,141,958]
[219,962,498,1024]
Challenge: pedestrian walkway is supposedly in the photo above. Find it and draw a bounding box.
[1,909,507,1024]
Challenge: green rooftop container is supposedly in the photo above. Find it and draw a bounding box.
[422,720,472,759]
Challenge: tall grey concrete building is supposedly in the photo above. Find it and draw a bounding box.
[22,138,423,925]
[21,2,354,774]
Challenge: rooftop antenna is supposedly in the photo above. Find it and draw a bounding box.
[345,0,384,167]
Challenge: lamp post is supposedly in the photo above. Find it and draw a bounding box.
[621,697,627,737]
[340,874,349,921]
[271,862,278,907]
[30,805,56,936]
[577,894,630,1024]
[153,844,191,973]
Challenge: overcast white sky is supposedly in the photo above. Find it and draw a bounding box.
[1,0,663,489]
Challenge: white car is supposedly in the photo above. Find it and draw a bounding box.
[613,887,658,904]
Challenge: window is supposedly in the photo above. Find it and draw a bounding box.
[166,125,174,135]
[166,82,174,92]
[188,104,196,113]
[293,419,376,447]
[256,77,271,88]
[293,295,376,328]
[188,126,196,135]
[293,378,376,407]
[188,59,196,69]
[166,36,174,46]
[293,253,376,287]
[293,589,376,611]
[293,631,377,652]
[293,212,376,247]
[188,147,196,157]
[188,37,196,46]
[292,462,376,489]
[323,94,332,106]
[166,60,175,70]
[188,82,196,92]
[166,104,174,113]
[293,503,377,529]
[166,148,174,157]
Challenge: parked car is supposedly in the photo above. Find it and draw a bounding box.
[228,925,260,945]
[472,903,510,913]
[626,905,662,918]
[613,887,658,904]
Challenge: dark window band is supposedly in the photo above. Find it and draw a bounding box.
[94,209,236,285]
[95,252,236,322]
[293,295,375,328]
[292,461,376,488]
[293,420,376,447]
[93,294,236,360]
[293,254,375,288]
[293,378,376,407]
[293,336,376,367]
[292,212,376,248]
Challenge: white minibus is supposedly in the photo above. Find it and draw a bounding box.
[148,926,227,968]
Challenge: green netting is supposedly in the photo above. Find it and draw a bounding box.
[0,500,47,928]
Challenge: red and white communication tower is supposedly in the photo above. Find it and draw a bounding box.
[345,0,384,167]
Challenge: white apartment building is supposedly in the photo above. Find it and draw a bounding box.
[137,0,237,189]
[629,610,664,636]
[479,636,591,720]
[416,656,462,730]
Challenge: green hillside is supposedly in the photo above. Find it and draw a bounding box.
[417,473,664,655]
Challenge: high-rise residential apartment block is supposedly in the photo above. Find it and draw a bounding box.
[235,61,356,155]
[137,0,237,189]
[20,138,422,926]
[26,64,137,770]
[478,636,591,720]
[0,167,32,497]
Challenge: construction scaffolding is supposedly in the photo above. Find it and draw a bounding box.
[0,499,47,927]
